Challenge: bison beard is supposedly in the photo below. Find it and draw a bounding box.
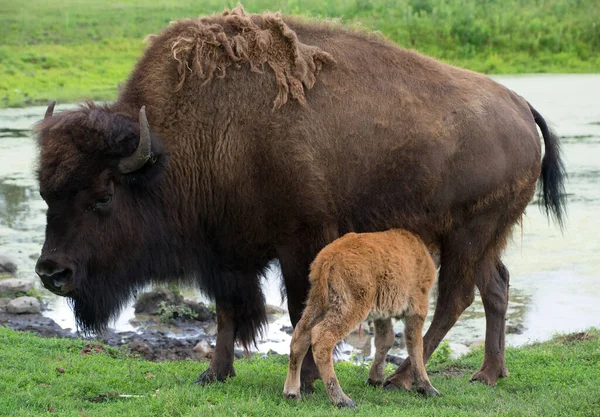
[35,5,566,392]
[69,270,135,336]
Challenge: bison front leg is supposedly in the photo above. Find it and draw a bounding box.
[197,271,267,385]
[197,303,236,384]
[471,260,510,385]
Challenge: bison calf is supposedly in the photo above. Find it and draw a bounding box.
[283,229,439,407]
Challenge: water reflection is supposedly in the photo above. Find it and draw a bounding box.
[0,128,30,139]
[0,180,35,230]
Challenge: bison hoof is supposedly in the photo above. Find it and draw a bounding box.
[196,366,236,385]
[300,377,319,394]
[470,367,508,386]
[382,381,400,391]
[367,378,383,387]
[416,385,440,397]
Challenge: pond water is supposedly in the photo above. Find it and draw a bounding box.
[1,74,599,359]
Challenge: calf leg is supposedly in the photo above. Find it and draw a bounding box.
[277,227,338,393]
[312,313,360,407]
[368,318,395,386]
[471,260,510,385]
[283,312,314,401]
[404,314,439,396]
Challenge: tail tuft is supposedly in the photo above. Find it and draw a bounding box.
[529,103,567,228]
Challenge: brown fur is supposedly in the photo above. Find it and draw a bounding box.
[35,6,565,389]
[283,230,439,407]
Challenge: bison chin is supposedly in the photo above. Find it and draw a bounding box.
[67,273,138,336]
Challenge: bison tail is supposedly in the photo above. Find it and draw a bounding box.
[529,103,567,228]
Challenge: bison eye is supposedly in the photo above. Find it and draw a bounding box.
[95,195,112,208]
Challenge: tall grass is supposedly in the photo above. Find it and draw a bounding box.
[0,0,598,107]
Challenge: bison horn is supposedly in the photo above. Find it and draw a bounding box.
[118,106,153,174]
[45,101,56,119]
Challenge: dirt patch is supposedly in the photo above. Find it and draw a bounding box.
[556,331,596,344]
[429,367,466,378]
[0,312,75,338]
[80,343,107,355]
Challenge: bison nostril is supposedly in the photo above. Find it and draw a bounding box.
[35,258,74,294]
[51,269,70,287]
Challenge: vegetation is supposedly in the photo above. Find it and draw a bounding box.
[156,301,197,323]
[1,326,599,416]
[0,0,598,108]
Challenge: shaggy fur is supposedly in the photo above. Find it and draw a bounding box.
[35,5,566,389]
[283,230,439,407]
[167,5,335,109]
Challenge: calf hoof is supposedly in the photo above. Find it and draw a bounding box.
[284,392,302,401]
[334,398,357,408]
[367,377,383,387]
[196,366,236,385]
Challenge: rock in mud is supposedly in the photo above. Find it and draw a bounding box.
[385,354,405,366]
[7,296,41,314]
[0,254,18,274]
[203,323,218,336]
[506,323,526,335]
[280,325,294,335]
[182,300,215,322]
[0,278,34,295]
[0,311,73,338]
[265,304,286,315]
[0,297,13,312]
[134,288,183,315]
[134,288,215,322]
[193,339,213,359]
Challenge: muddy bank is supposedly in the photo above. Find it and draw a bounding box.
[0,286,226,362]
[0,307,225,362]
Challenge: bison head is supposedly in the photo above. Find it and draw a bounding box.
[35,102,167,334]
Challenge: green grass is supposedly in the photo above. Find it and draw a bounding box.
[1,326,599,416]
[0,0,598,108]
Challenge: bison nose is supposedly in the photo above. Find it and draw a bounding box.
[35,258,74,295]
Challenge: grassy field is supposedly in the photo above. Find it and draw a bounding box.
[1,326,599,416]
[0,0,598,108]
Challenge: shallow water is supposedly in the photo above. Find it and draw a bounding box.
[1,74,599,358]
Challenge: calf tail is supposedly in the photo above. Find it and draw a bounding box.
[307,257,333,316]
[529,103,567,228]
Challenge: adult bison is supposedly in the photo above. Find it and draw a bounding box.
[35,6,565,390]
